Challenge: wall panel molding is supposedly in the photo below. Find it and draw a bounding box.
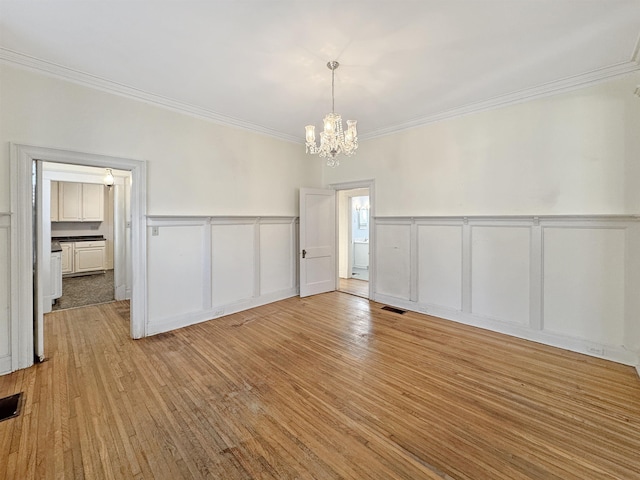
[373,215,640,367]
[146,216,297,335]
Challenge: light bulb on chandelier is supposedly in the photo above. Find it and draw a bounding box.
[305,61,358,167]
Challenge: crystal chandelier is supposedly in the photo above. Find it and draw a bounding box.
[305,61,358,167]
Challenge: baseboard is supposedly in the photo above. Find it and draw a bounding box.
[373,293,639,367]
[636,365,640,379]
[147,288,298,336]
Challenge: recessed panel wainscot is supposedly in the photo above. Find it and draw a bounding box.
[147,224,205,323]
[145,217,297,336]
[260,222,294,295]
[417,224,463,310]
[471,225,530,325]
[375,222,411,300]
[543,227,625,346]
[372,215,639,367]
[211,223,255,305]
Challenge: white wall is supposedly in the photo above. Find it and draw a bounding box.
[326,73,640,366]
[0,64,321,215]
[0,63,320,374]
[324,73,640,216]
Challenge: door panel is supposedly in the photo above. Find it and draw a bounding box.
[299,188,335,297]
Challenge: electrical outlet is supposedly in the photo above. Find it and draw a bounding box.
[151,226,159,236]
[214,309,224,316]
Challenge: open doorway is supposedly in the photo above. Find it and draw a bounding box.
[337,187,370,298]
[41,162,132,312]
[11,143,147,372]
[36,160,133,360]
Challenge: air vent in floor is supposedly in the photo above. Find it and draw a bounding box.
[0,392,22,422]
[381,305,406,315]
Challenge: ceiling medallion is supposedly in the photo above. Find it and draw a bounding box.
[305,61,358,167]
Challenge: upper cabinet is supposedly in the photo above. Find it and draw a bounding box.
[54,181,104,222]
[80,183,105,221]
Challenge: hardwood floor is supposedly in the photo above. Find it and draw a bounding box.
[1,294,640,479]
[339,277,369,298]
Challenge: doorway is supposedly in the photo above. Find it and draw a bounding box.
[11,144,147,371]
[41,162,132,312]
[332,181,374,299]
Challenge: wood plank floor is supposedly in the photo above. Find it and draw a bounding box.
[339,277,369,298]
[1,294,640,479]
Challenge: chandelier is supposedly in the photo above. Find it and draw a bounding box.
[305,61,358,167]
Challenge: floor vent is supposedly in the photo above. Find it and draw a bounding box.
[0,393,22,422]
[381,305,407,315]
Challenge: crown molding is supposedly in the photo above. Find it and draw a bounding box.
[0,48,301,144]
[2,46,638,144]
[361,58,640,140]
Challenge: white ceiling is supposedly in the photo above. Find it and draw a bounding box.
[1,1,639,142]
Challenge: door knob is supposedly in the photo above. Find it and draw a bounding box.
[302,249,307,258]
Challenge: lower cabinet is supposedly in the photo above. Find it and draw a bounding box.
[61,241,106,275]
[60,243,74,274]
[51,251,62,300]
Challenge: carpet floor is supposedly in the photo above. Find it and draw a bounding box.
[52,270,115,311]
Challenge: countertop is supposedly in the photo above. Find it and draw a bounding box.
[51,241,62,253]
[52,235,105,243]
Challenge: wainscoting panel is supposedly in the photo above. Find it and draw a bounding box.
[0,215,11,374]
[417,224,463,310]
[543,226,625,346]
[146,216,297,336]
[375,221,411,300]
[147,222,206,325]
[211,222,255,305]
[259,221,294,296]
[372,215,639,367]
[470,225,530,325]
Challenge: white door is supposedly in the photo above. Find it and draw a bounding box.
[299,188,336,297]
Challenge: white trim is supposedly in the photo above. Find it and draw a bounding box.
[0,48,300,144]
[10,144,147,372]
[373,293,639,367]
[3,47,637,144]
[361,62,640,140]
[147,288,297,336]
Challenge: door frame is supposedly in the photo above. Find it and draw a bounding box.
[330,179,375,299]
[10,143,147,371]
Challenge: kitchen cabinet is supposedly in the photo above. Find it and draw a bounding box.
[81,184,105,221]
[74,241,106,273]
[60,242,74,274]
[50,181,59,222]
[50,251,62,300]
[56,182,104,222]
[60,240,106,275]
